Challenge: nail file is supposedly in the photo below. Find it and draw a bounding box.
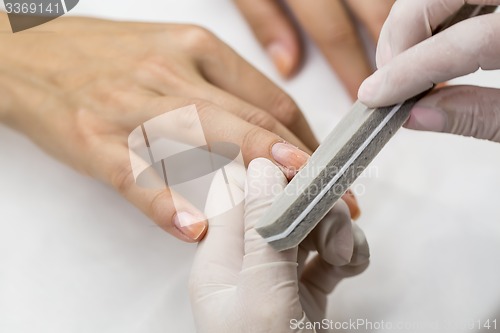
[256,4,498,251]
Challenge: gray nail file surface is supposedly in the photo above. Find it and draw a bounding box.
[256,4,498,251]
[256,99,418,251]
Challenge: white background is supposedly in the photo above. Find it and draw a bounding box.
[1,1,500,332]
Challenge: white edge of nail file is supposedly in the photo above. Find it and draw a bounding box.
[255,4,497,252]
[266,102,403,243]
[255,98,418,251]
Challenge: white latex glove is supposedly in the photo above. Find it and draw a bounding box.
[189,158,370,333]
[358,0,500,142]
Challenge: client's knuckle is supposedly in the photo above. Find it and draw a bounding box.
[148,190,174,230]
[110,162,136,195]
[241,126,266,158]
[178,25,219,53]
[245,110,277,131]
[320,25,357,47]
[269,92,300,127]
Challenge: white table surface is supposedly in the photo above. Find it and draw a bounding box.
[1,1,500,332]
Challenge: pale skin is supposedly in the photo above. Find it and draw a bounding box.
[235,0,396,99]
[0,13,360,243]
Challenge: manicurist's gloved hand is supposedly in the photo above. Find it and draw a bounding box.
[190,158,370,333]
[235,0,395,99]
[358,0,500,143]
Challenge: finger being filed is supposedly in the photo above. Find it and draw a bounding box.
[346,0,394,42]
[288,0,373,99]
[376,0,500,67]
[139,97,310,178]
[196,47,318,150]
[234,0,301,77]
[406,85,500,142]
[194,83,317,152]
[194,102,311,179]
[359,14,500,107]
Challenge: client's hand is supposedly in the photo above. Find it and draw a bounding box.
[190,158,370,333]
[235,0,395,99]
[0,13,319,242]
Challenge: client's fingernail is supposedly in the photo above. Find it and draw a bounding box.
[267,42,294,77]
[358,73,381,103]
[173,212,207,241]
[342,190,361,220]
[271,142,309,176]
[407,107,447,132]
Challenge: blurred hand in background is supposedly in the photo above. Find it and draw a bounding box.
[235,0,395,99]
